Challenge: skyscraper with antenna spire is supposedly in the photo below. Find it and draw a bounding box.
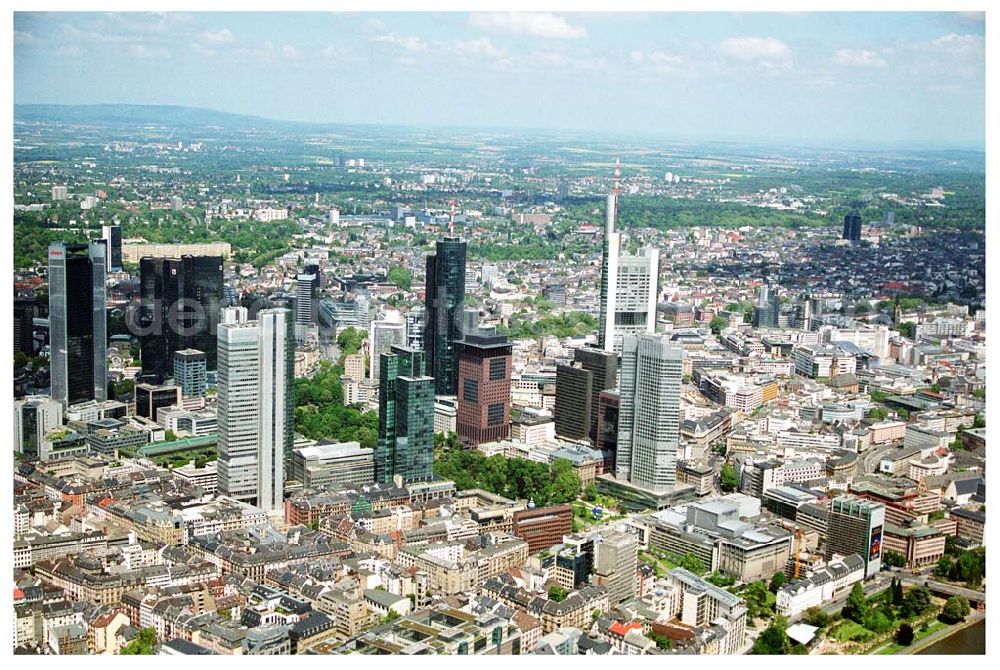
[597,159,622,352]
[597,159,659,355]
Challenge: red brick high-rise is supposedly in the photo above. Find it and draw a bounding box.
[456,328,512,446]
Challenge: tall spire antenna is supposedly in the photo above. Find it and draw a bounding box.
[613,158,621,197]
[449,196,456,235]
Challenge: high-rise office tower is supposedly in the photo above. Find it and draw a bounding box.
[405,309,424,350]
[612,248,659,348]
[555,346,618,443]
[592,530,639,605]
[257,308,294,513]
[376,345,435,484]
[138,255,223,382]
[369,316,407,386]
[101,224,122,272]
[575,347,618,443]
[597,389,620,470]
[598,192,621,352]
[217,308,260,503]
[826,496,885,578]
[217,306,294,510]
[456,324,512,446]
[597,178,659,354]
[173,349,207,397]
[48,242,107,408]
[616,334,684,492]
[554,362,592,442]
[295,267,319,326]
[423,236,467,395]
[842,213,862,242]
[752,285,780,329]
[14,297,37,356]
[14,397,63,459]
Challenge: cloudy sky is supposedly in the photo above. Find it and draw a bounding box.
[13,11,986,148]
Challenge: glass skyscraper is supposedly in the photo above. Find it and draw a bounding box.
[48,242,107,407]
[616,334,685,492]
[423,236,466,396]
[376,345,435,484]
[138,255,223,382]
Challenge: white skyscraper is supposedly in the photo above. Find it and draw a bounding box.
[598,192,621,352]
[295,271,318,325]
[597,163,659,355]
[612,247,659,351]
[368,315,407,385]
[616,334,685,492]
[257,309,293,513]
[217,314,259,502]
[217,306,293,512]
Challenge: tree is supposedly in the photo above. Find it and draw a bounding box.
[647,630,672,650]
[901,586,932,619]
[583,483,599,502]
[548,585,568,602]
[336,326,366,357]
[750,617,791,655]
[678,553,708,575]
[883,551,906,568]
[934,556,953,578]
[719,463,739,493]
[896,623,914,646]
[940,596,970,624]
[769,570,787,593]
[709,316,728,334]
[549,458,581,503]
[743,580,773,620]
[842,582,868,623]
[387,266,412,291]
[120,627,157,655]
[891,578,905,607]
[803,607,831,629]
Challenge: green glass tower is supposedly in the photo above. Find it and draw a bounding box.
[376,345,435,483]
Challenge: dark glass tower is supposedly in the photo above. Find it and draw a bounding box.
[376,345,434,484]
[14,297,37,356]
[102,224,123,271]
[843,213,862,242]
[423,237,467,396]
[48,242,107,407]
[139,255,223,382]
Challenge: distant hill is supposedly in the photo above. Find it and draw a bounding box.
[14,103,316,130]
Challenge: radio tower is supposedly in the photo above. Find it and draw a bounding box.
[449,197,456,235]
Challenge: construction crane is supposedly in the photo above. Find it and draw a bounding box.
[793,528,805,579]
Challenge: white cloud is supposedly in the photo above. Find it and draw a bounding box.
[200,28,234,45]
[469,12,586,39]
[190,42,217,57]
[13,31,36,45]
[630,49,690,76]
[282,45,302,60]
[834,49,886,68]
[453,37,505,59]
[365,18,388,33]
[53,46,84,59]
[372,33,429,53]
[719,36,791,72]
[931,33,984,56]
[129,44,170,59]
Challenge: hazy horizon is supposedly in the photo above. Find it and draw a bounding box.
[14,11,987,150]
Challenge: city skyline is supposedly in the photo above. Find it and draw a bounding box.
[13,10,986,148]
